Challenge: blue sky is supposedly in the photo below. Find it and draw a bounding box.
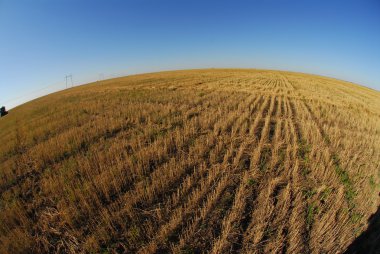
[1,0,379,108]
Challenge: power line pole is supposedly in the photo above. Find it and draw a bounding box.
[98,73,104,83]
[65,75,73,89]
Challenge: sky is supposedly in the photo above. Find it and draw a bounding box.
[1,0,379,108]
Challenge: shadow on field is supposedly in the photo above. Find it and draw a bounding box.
[344,205,380,254]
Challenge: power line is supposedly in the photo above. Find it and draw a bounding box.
[1,81,65,106]
[2,72,111,109]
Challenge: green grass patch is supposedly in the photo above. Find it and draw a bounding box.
[320,187,332,202]
[306,202,317,228]
[369,175,377,190]
[247,178,257,186]
[302,188,317,199]
[332,154,356,207]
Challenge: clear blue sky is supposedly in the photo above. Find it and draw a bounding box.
[1,0,379,108]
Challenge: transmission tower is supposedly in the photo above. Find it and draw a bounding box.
[98,73,104,82]
[65,75,73,89]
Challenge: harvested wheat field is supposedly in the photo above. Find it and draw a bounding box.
[0,69,379,254]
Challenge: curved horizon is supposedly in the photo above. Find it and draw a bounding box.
[5,67,379,111]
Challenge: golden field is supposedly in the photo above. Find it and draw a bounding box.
[0,69,379,253]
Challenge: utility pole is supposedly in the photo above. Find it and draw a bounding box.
[98,73,104,83]
[65,75,73,89]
